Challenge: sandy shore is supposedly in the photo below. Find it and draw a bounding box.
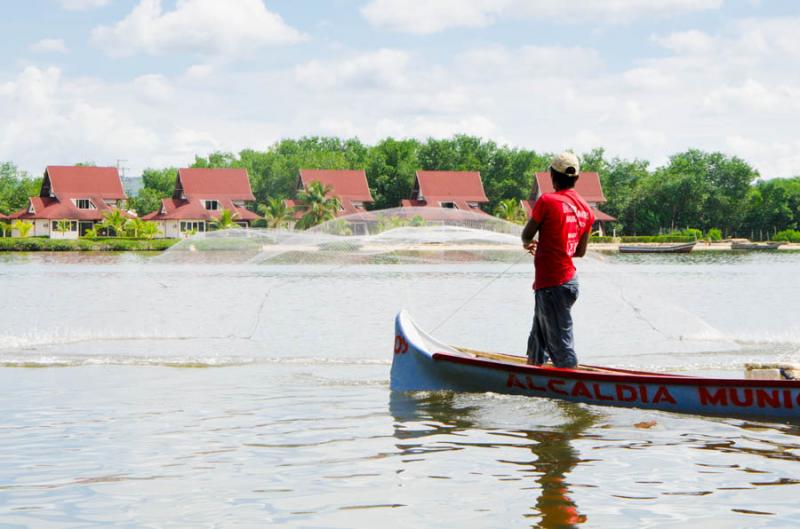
[590,242,800,251]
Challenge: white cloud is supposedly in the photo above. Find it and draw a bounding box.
[91,0,304,57]
[0,66,282,175]
[133,74,173,102]
[734,17,800,56]
[295,49,411,90]
[59,0,110,10]
[3,13,800,182]
[0,67,158,171]
[457,45,603,80]
[514,0,723,23]
[361,0,511,34]
[185,63,214,79]
[653,30,715,54]
[361,0,722,33]
[30,38,68,54]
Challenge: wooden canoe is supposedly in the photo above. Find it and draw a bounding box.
[391,310,800,420]
[731,241,783,250]
[618,242,695,254]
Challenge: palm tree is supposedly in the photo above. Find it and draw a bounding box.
[139,221,162,240]
[296,181,342,230]
[0,220,11,238]
[125,217,148,238]
[97,209,128,237]
[259,198,293,229]
[209,208,239,230]
[494,199,526,224]
[13,220,33,238]
[55,219,72,236]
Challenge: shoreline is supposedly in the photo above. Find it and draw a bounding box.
[0,238,798,253]
[590,242,800,251]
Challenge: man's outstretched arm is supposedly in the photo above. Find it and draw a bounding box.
[522,218,539,253]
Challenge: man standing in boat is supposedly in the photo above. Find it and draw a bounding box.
[522,152,595,368]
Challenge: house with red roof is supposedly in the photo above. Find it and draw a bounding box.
[8,166,127,238]
[401,171,489,214]
[288,169,374,218]
[522,172,616,235]
[142,168,259,238]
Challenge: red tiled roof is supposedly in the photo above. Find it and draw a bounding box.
[299,169,374,202]
[533,172,606,203]
[9,196,122,221]
[145,198,259,222]
[45,166,126,200]
[592,208,616,222]
[521,200,616,222]
[177,168,255,201]
[415,171,489,203]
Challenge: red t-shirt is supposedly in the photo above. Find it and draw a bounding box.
[530,189,595,290]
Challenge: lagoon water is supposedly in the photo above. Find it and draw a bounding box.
[2,248,800,527]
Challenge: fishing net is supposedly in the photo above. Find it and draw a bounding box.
[156,207,525,265]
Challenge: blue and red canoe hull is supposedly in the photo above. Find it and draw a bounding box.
[391,310,800,421]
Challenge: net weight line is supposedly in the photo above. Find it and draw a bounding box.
[431,251,528,333]
[429,246,606,334]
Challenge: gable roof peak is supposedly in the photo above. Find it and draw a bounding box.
[414,170,488,203]
[176,168,255,201]
[44,165,126,200]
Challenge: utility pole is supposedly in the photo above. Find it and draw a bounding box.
[116,159,129,178]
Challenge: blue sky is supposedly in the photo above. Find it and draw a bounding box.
[1,0,798,177]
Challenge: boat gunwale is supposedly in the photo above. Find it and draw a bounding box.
[618,242,696,253]
[430,351,800,388]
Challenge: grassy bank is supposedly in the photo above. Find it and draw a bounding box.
[0,237,179,252]
[590,235,697,243]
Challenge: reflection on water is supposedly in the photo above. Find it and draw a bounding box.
[522,403,595,528]
[3,253,800,527]
[391,392,597,528]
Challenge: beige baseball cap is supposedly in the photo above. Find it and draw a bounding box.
[550,151,580,176]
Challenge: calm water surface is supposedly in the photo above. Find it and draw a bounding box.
[1,250,800,528]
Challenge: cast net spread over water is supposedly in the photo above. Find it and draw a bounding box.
[156,207,524,265]
[4,207,799,371]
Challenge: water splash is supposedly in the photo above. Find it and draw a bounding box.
[0,354,392,368]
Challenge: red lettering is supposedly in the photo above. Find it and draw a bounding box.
[699,387,727,406]
[616,384,638,402]
[393,336,408,355]
[592,383,614,401]
[548,379,567,395]
[571,381,592,399]
[507,373,526,389]
[730,388,753,407]
[653,386,676,405]
[756,389,781,408]
[784,390,794,409]
[525,376,546,392]
[639,385,649,403]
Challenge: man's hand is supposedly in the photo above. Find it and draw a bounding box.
[521,218,540,254]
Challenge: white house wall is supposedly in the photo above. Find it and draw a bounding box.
[35,220,49,237]
[164,221,180,238]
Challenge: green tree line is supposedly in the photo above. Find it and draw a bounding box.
[2,136,799,237]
